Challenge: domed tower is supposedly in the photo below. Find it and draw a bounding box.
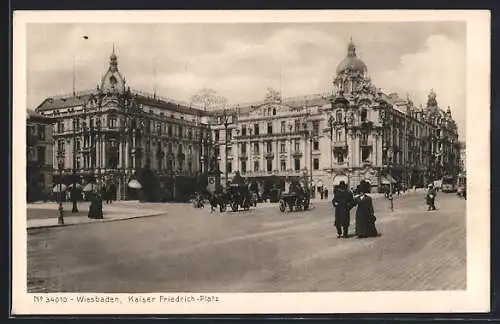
[100,45,126,94]
[333,38,368,95]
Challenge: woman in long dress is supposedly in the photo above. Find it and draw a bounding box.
[354,180,379,238]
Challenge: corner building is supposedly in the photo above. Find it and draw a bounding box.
[34,49,214,200]
[213,40,460,193]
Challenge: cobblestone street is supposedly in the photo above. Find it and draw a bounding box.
[27,191,466,293]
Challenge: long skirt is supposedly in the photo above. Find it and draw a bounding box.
[355,213,378,237]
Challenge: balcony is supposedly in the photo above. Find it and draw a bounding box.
[292,150,302,157]
[264,152,275,159]
[252,151,260,157]
[239,152,248,160]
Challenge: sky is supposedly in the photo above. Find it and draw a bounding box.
[26,22,466,140]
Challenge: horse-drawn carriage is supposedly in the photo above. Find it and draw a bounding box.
[279,188,310,212]
[226,183,253,211]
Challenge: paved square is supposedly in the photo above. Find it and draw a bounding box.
[27,192,465,293]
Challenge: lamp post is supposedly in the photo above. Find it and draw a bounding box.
[221,109,231,187]
[56,152,65,225]
[328,114,334,172]
[71,118,79,212]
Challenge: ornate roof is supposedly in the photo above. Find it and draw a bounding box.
[336,38,368,75]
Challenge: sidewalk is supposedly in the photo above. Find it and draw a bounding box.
[27,201,168,230]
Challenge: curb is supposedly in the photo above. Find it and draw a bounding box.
[27,211,166,230]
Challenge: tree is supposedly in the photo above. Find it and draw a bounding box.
[190,88,227,111]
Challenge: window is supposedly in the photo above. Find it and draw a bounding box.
[188,161,192,172]
[273,108,277,116]
[312,121,320,136]
[313,141,319,151]
[266,141,272,153]
[168,125,173,136]
[361,133,369,145]
[336,130,342,142]
[281,121,286,133]
[294,119,300,131]
[108,116,117,129]
[241,125,247,136]
[57,121,65,133]
[214,130,219,141]
[227,129,232,141]
[254,161,259,172]
[57,140,65,153]
[360,109,368,122]
[37,146,45,164]
[266,160,273,172]
[280,142,286,153]
[241,161,247,173]
[254,123,259,135]
[294,141,300,152]
[241,143,247,154]
[336,152,344,164]
[37,124,45,140]
[267,122,273,134]
[179,126,183,137]
[280,160,286,171]
[313,158,319,170]
[336,111,343,123]
[76,139,81,151]
[294,158,301,171]
[253,143,259,155]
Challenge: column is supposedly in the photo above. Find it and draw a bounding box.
[102,138,107,170]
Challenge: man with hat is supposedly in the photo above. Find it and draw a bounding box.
[426,183,437,211]
[332,180,355,238]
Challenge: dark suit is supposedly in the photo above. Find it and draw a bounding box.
[332,189,355,237]
[355,194,378,238]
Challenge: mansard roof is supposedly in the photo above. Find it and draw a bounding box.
[34,89,211,117]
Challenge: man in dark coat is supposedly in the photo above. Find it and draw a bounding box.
[332,181,355,238]
[354,180,378,238]
[426,184,437,211]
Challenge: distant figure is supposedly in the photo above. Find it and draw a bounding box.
[332,181,355,238]
[354,180,379,238]
[426,184,437,211]
[324,188,329,199]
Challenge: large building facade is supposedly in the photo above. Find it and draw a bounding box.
[31,40,461,199]
[34,49,213,200]
[212,40,461,193]
[26,110,53,202]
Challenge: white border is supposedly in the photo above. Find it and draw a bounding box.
[12,10,490,315]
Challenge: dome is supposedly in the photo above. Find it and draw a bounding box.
[336,39,368,75]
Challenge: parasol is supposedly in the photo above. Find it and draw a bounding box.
[128,179,142,189]
[52,184,67,193]
[83,183,98,192]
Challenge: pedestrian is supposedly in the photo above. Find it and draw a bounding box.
[320,187,324,200]
[332,181,355,238]
[324,188,329,199]
[426,183,437,211]
[354,180,379,238]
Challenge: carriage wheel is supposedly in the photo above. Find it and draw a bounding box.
[231,202,238,212]
[279,200,286,212]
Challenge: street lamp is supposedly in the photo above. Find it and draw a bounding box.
[220,109,231,187]
[56,152,65,225]
[71,118,79,213]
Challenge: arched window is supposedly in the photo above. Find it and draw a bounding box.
[360,109,368,122]
[272,108,277,116]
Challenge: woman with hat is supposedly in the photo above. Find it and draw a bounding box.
[332,180,355,238]
[354,180,379,238]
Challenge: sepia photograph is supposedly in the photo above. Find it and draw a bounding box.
[12,10,490,314]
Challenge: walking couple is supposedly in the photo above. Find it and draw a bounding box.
[332,180,379,239]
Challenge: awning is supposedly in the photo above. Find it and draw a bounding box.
[381,174,397,184]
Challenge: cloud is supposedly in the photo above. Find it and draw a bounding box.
[26,24,466,141]
[372,34,466,139]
